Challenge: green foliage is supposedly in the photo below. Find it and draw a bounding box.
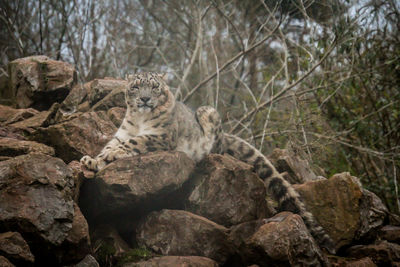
[116,247,153,266]
[95,242,116,267]
[94,241,153,266]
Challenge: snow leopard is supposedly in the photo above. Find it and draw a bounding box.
[80,72,335,253]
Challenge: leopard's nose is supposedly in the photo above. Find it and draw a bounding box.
[140,97,150,103]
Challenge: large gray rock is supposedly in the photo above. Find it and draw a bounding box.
[79,151,195,224]
[186,154,272,227]
[0,154,74,246]
[7,55,76,110]
[245,212,327,267]
[0,232,34,265]
[136,209,235,265]
[0,153,88,265]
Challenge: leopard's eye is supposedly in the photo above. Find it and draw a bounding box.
[130,85,139,91]
[152,84,160,93]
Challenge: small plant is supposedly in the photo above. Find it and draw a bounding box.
[116,247,154,266]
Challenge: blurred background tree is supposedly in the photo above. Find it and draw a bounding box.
[1,0,399,213]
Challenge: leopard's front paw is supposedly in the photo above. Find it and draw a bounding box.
[104,149,130,161]
[80,155,104,172]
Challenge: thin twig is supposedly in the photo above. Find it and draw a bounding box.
[393,159,400,213]
[229,35,338,134]
[182,17,283,103]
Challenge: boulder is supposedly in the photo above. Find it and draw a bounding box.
[67,160,87,202]
[228,219,269,265]
[0,126,25,141]
[0,72,10,106]
[269,148,319,184]
[59,203,91,264]
[57,82,90,117]
[88,78,127,109]
[90,224,132,266]
[92,224,131,258]
[33,111,116,163]
[125,256,219,267]
[328,256,376,267]
[0,153,76,264]
[186,154,272,227]
[294,172,363,250]
[0,137,55,160]
[7,55,76,110]
[0,256,15,267]
[79,151,195,224]
[10,102,60,135]
[356,189,388,241]
[245,212,326,267]
[0,104,39,125]
[74,255,100,267]
[0,232,34,265]
[379,225,400,244]
[346,241,400,266]
[136,209,235,264]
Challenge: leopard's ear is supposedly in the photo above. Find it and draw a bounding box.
[157,73,167,80]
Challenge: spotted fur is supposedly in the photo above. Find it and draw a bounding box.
[80,72,335,253]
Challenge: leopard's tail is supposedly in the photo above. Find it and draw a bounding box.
[218,133,335,254]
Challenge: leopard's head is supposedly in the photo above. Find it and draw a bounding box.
[125,72,172,113]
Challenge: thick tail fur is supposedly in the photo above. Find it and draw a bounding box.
[218,133,335,253]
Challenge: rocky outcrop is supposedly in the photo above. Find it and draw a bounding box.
[1,55,399,266]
